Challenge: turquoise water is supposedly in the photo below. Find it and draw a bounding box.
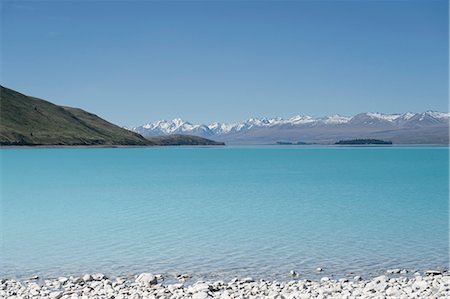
[0,147,448,281]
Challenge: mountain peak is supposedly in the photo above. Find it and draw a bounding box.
[132,111,449,144]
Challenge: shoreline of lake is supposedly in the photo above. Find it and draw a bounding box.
[2,269,448,298]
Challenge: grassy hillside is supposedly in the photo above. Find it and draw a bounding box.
[146,134,225,146]
[0,86,150,146]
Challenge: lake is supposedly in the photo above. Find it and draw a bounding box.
[1,146,448,281]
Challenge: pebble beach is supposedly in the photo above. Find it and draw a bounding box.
[2,270,449,299]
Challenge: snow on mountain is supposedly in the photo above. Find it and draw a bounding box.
[422,111,450,119]
[208,122,235,134]
[401,112,415,120]
[366,112,402,122]
[132,111,450,137]
[321,115,352,124]
[288,115,316,124]
[133,118,211,136]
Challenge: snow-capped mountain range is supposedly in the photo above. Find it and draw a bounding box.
[131,111,450,144]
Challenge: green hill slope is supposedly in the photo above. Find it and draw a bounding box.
[0,86,150,146]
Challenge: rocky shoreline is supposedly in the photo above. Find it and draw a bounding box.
[1,270,449,299]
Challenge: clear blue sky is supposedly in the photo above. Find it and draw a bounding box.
[1,0,448,126]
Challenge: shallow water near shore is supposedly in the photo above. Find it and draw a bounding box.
[1,147,448,281]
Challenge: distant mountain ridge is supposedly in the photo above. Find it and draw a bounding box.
[132,111,450,144]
